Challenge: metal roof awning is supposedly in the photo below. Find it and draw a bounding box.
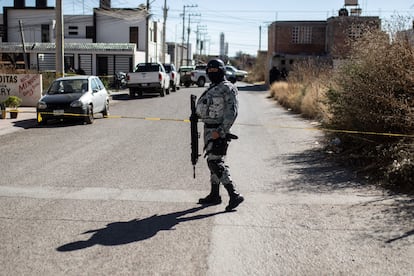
[0,42,136,53]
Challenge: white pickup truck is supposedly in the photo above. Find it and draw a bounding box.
[190,64,209,87]
[126,62,170,98]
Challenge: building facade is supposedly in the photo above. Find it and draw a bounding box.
[0,0,171,76]
[266,6,380,83]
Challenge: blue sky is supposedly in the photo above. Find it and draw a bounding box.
[1,0,413,56]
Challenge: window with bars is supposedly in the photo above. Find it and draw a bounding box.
[292,26,312,44]
[348,24,363,40]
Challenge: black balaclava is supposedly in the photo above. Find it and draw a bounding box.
[206,59,226,84]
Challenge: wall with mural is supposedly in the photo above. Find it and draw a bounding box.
[0,74,43,107]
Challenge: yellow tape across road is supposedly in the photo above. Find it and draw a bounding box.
[17,110,412,139]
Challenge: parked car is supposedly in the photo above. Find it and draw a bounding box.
[225,65,248,81]
[126,62,170,98]
[163,63,180,92]
[191,64,209,87]
[178,65,195,87]
[225,70,237,84]
[36,75,109,125]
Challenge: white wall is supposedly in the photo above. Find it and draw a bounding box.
[7,9,55,42]
[64,15,93,40]
[95,10,146,50]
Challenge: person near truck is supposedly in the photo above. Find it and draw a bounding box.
[195,58,244,211]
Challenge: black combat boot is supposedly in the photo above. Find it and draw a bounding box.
[224,183,244,211]
[198,183,222,205]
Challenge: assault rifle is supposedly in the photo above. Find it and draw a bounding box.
[190,94,200,178]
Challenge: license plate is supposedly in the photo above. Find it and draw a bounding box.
[141,83,148,87]
[53,109,64,116]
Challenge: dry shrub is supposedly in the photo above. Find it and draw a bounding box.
[325,28,414,192]
[327,30,414,134]
[245,53,265,83]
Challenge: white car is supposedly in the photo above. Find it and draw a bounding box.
[225,65,248,81]
[163,63,180,92]
[37,75,109,125]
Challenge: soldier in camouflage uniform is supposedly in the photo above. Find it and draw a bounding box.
[196,58,244,211]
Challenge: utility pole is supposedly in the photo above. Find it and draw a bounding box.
[259,25,262,51]
[162,0,168,63]
[145,0,150,63]
[55,0,64,77]
[181,4,197,67]
[18,20,28,70]
[195,25,207,60]
[186,13,200,65]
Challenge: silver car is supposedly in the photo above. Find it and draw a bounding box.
[37,75,109,125]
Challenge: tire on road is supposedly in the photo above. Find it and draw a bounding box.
[197,77,206,87]
[85,104,94,124]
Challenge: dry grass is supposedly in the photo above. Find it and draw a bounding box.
[269,59,331,120]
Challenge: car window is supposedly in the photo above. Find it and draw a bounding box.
[47,79,85,94]
[95,77,105,90]
[226,66,236,72]
[80,81,89,93]
[179,66,194,73]
[91,78,100,91]
[163,64,171,73]
[136,64,160,72]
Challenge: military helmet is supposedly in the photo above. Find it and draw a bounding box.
[206,58,225,84]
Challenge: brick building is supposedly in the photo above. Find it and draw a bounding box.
[266,7,380,83]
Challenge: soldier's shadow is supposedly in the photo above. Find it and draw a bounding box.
[57,206,224,252]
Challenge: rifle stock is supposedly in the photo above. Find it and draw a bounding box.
[190,94,200,178]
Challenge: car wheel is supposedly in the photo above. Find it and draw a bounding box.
[160,88,165,97]
[166,87,170,95]
[85,104,94,124]
[102,100,109,117]
[129,89,136,99]
[197,77,206,87]
[185,82,191,87]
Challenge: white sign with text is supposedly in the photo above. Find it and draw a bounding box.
[0,74,43,107]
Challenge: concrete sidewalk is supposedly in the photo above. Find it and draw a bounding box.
[0,107,37,136]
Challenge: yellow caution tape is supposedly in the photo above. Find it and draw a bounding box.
[24,110,413,139]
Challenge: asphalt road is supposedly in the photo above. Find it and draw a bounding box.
[0,83,413,275]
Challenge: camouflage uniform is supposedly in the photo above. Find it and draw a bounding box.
[196,80,243,210]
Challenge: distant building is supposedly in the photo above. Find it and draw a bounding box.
[266,5,380,84]
[219,32,225,58]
